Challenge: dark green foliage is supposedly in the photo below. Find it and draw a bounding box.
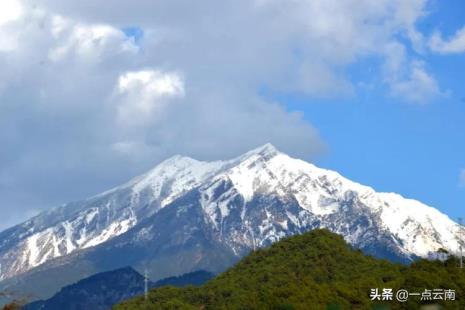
[115,229,465,310]
[153,271,215,288]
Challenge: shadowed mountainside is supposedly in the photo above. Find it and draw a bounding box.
[21,268,214,310]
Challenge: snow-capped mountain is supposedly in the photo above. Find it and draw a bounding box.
[0,144,462,299]
[0,154,227,281]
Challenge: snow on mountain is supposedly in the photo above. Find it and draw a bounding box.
[0,143,462,283]
[0,155,227,281]
[194,144,461,259]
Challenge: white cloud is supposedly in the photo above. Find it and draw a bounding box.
[430,26,465,54]
[382,42,442,104]
[389,61,442,104]
[459,169,465,188]
[0,0,24,51]
[0,0,22,26]
[48,20,138,62]
[115,70,184,126]
[117,70,184,97]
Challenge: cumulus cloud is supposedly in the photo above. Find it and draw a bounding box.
[114,70,184,126]
[0,0,22,26]
[49,23,139,62]
[430,26,465,54]
[0,0,442,229]
[0,0,24,51]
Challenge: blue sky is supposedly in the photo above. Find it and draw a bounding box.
[1,0,465,229]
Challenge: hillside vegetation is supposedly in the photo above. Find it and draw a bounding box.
[115,229,465,310]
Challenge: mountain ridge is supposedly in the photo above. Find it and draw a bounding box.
[22,267,215,310]
[0,143,462,302]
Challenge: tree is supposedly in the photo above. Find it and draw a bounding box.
[437,248,449,261]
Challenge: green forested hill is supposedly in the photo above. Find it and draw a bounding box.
[115,229,465,310]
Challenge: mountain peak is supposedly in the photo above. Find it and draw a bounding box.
[242,143,280,159]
